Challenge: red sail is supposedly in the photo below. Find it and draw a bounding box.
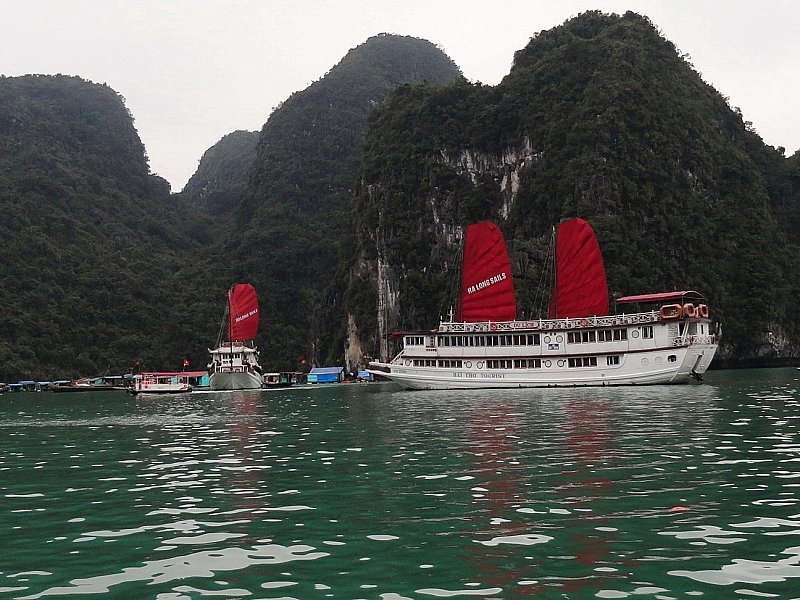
[228,283,260,342]
[456,222,516,322]
[549,218,609,319]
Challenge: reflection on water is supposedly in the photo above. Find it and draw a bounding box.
[0,368,798,597]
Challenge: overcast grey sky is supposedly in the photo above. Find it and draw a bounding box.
[3,1,798,192]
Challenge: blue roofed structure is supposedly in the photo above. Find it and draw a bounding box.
[307,366,344,384]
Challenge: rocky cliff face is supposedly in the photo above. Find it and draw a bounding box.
[360,137,542,359]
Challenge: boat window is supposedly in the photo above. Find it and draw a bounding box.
[568,357,598,368]
[487,359,513,369]
[607,355,620,365]
[641,326,654,339]
[438,359,463,368]
[568,331,597,344]
[513,358,542,369]
[598,329,627,342]
[413,359,437,367]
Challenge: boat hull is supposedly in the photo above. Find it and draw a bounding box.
[371,346,716,389]
[51,384,128,393]
[209,371,263,391]
[130,386,191,396]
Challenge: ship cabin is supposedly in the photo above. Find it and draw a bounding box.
[208,343,259,374]
[615,290,715,344]
[386,289,715,373]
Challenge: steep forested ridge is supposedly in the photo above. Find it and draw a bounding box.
[347,12,800,366]
[224,34,463,370]
[0,75,217,380]
[180,130,259,219]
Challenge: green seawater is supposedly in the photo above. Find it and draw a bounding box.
[1,368,798,599]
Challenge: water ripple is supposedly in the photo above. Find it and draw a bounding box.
[20,544,328,598]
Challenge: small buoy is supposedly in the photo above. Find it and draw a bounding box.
[669,506,689,512]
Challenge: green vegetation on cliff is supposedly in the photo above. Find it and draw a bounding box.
[0,75,215,380]
[227,34,463,369]
[349,12,800,364]
[180,130,259,219]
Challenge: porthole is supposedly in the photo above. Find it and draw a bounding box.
[544,360,552,368]
[557,359,565,367]
[556,335,564,343]
[477,361,484,369]
[465,361,472,368]
[631,330,640,338]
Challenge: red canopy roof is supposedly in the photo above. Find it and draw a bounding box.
[616,291,703,304]
[141,371,208,377]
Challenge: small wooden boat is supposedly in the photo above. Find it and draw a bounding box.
[263,372,299,388]
[50,377,129,393]
[130,372,192,395]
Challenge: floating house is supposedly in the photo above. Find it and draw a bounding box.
[307,366,344,384]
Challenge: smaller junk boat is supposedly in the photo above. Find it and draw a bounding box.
[369,218,718,389]
[208,283,263,391]
[130,372,194,395]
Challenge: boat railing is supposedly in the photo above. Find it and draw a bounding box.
[671,334,716,347]
[439,311,660,333]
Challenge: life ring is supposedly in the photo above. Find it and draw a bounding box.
[580,318,589,327]
[682,303,697,318]
[697,304,709,318]
[659,304,683,320]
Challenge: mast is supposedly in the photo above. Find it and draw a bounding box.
[550,225,557,319]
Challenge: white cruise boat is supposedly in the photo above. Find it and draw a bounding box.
[208,283,263,390]
[369,219,718,390]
